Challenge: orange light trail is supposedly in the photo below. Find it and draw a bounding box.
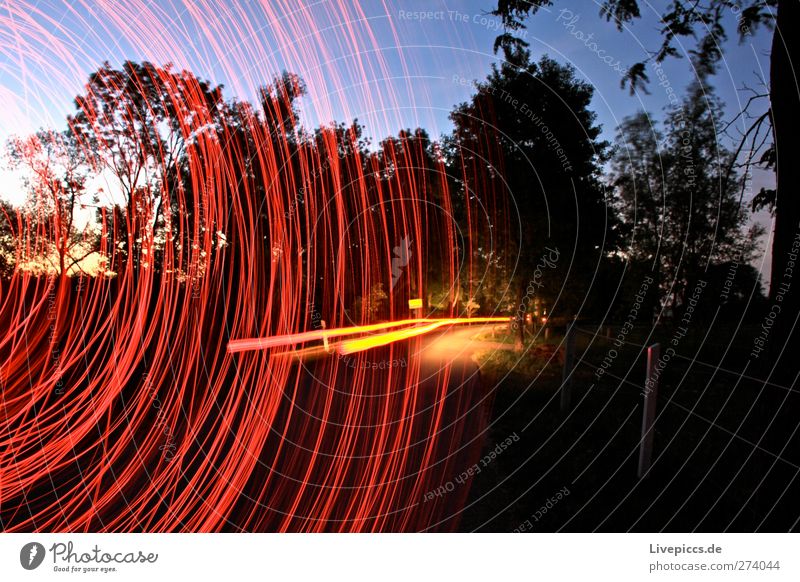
[228,317,510,354]
[227,317,432,353]
[336,317,509,355]
[0,0,509,533]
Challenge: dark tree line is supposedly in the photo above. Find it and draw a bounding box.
[447,48,613,341]
[490,0,797,368]
[0,49,768,342]
[445,46,761,334]
[0,61,463,329]
[611,80,763,315]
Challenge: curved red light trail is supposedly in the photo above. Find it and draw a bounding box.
[0,0,509,532]
[228,317,509,354]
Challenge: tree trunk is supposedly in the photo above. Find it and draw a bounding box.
[767,0,800,372]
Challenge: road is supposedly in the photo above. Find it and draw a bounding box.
[267,321,514,530]
[418,322,514,365]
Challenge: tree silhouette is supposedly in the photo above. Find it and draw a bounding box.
[449,49,615,339]
[69,61,224,274]
[0,199,17,278]
[611,81,763,314]
[6,130,96,279]
[492,0,799,364]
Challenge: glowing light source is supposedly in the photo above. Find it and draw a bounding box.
[0,0,513,533]
[229,317,510,355]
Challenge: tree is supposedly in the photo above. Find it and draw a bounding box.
[371,128,456,317]
[353,283,388,322]
[611,81,763,314]
[259,71,307,141]
[610,111,665,267]
[6,130,95,279]
[0,199,17,278]
[210,73,309,337]
[69,61,224,274]
[491,0,799,364]
[449,49,615,341]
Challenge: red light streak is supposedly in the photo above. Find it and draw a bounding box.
[227,318,432,353]
[228,317,509,354]
[0,0,508,533]
[336,317,509,355]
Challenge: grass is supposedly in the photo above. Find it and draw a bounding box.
[472,326,566,379]
[458,321,800,531]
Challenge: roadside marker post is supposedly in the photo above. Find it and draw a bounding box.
[321,320,330,353]
[561,320,576,413]
[638,343,660,478]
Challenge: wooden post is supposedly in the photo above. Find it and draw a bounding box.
[638,343,660,478]
[321,320,330,353]
[561,320,576,413]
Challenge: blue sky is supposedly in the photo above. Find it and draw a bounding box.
[0,0,775,275]
[0,0,773,142]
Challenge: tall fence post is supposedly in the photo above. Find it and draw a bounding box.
[638,343,660,478]
[321,320,330,353]
[561,320,576,413]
